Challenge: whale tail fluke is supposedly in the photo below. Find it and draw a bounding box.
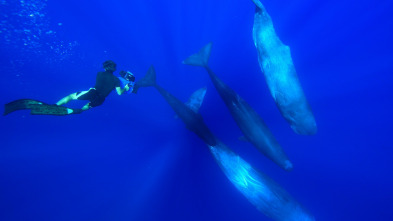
[183,42,212,67]
[185,87,207,114]
[251,0,265,10]
[132,65,157,93]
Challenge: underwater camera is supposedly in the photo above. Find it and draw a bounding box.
[119,70,135,82]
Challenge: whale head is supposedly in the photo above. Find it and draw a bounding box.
[290,113,317,135]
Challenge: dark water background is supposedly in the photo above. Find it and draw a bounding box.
[1,0,392,220]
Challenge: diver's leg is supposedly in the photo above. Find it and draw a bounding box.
[56,89,92,106]
[56,92,78,106]
[81,103,92,111]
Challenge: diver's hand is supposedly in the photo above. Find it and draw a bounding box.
[125,84,130,91]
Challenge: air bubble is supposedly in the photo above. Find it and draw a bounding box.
[1,0,78,63]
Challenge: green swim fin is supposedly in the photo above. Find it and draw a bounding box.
[4,99,45,116]
[4,99,83,116]
[30,104,82,115]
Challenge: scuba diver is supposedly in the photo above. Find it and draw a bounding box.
[56,60,133,112]
[3,60,136,116]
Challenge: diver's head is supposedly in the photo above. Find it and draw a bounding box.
[103,60,117,72]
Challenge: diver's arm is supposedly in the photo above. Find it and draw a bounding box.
[116,84,130,95]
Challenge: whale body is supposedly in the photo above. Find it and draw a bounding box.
[252,0,317,135]
[134,66,217,146]
[210,143,315,221]
[134,65,315,221]
[183,43,293,171]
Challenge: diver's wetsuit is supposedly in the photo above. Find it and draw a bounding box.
[76,71,120,107]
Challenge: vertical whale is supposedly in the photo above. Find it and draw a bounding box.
[134,66,217,146]
[183,43,293,171]
[252,0,317,135]
[134,66,315,221]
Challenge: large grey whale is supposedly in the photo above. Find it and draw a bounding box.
[183,43,293,171]
[252,0,317,135]
[134,66,315,221]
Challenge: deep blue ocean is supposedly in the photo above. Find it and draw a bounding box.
[1,0,392,220]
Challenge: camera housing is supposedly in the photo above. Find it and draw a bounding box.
[120,70,135,82]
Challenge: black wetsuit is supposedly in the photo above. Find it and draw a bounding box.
[76,71,120,107]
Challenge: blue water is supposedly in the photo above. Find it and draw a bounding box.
[1,0,392,220]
